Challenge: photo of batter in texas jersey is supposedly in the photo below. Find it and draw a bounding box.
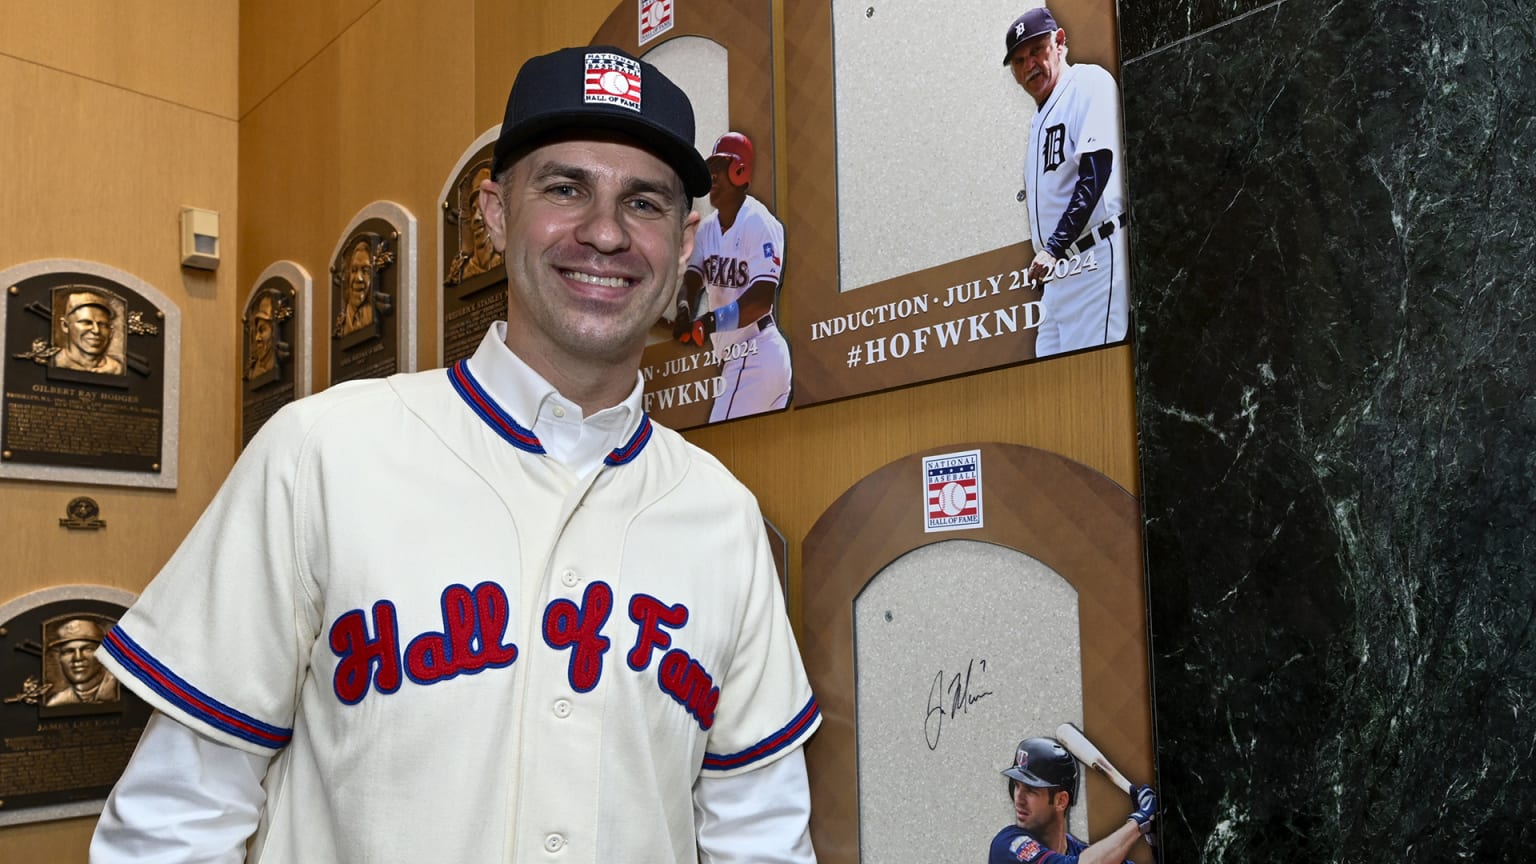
[674,132,791,422]
[1009,6,1129,357]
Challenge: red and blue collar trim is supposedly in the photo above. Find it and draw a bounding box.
[451,359,654,465]
[449,360,545,455]
[102,626,293,750]
[604,415,653,466]
[701,696,820,772]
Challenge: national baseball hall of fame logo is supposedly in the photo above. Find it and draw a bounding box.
[923,448,983,532]
[583,52,643,111]
[637,0,675,46]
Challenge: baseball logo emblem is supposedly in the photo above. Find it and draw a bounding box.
[600,70,631,96]
[923,449,983,532]
[583,52,643,111]
[938,481,968,516]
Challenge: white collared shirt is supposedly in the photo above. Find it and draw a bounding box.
[470,321,642,479]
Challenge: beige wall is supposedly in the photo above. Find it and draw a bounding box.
[0,1,240,859]
[1,0,1136,857]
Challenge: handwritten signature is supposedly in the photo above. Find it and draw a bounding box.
[923,658,994,750]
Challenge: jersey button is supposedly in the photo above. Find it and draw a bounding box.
[551,405,567,419]
[553,698,572,718]
[560,569,579,588]
[544,833,565,852]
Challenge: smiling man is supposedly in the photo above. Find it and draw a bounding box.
[53,291,123,375]
[44,618,120,707]
[334,238,377,337]
[1004,6,1130,358]
[92,46,820,864]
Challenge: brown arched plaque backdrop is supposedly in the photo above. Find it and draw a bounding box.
[592,0,783,431]
[591,0,775,209]
[801,443,1154,863]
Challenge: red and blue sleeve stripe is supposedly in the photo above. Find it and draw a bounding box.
[603,414,653,466]
[702,695,819,771]
[102,626,293,750]
[448,360,545,454]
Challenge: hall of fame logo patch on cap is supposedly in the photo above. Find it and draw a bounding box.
[923,448,982,533]
[638,0,675,46]
[584,52,643,111]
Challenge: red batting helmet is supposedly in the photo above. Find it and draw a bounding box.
[707,132,754,187]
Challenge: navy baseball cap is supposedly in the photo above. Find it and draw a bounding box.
[492,46,711,198]
[1002,8,1060,64]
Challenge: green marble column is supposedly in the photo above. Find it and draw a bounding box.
[1123,0,1536,859]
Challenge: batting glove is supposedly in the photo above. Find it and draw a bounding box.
[1128,784,1158,833]
[1027,249,1057,283]
[672,301,695,343]
[689,312,718,347]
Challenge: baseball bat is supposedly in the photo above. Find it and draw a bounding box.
[1055,722,1133,796]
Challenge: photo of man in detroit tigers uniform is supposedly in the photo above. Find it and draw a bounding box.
[91,46,820,864]
[989,737,1156,864]
[674,131,791,422]
[1006,6,1130,358]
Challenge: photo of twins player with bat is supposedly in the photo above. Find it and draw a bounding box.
[1006,5,1130,358]
[989,726,1159,864]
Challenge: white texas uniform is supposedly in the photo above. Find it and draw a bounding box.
[97,326,820,863]
[1025,61,1130,357]
[688,194,791,422]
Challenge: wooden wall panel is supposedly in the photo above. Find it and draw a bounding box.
[688,345,1140,630]
[238,0,378,117]
[0,55,241,593]
[472,2,617,130]
[0,25,238,864]
[237,0,476,390]
[0,0,238,117]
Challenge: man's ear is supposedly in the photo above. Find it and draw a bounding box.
[677,209,701,272]
[478,179,507,252]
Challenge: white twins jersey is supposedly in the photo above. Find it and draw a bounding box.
[1024,62,1131,356]
[98,328,819,863]
[688,195,784,349]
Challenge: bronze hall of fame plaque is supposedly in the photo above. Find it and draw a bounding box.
[0,585,151,827]
[438,128,507,368]
[1,260,181,488]
[242,262,311,447]
[592,0,791,431]
[329,202,418,387]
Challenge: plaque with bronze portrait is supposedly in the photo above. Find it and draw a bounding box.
[242,264,309,447]
[329,203,417,386]
[0,586,151,826]
[1,260,181,487]
[439,130,507,367]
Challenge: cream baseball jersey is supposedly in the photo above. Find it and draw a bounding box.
[688,195,784,350]
[98,329,819,863]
